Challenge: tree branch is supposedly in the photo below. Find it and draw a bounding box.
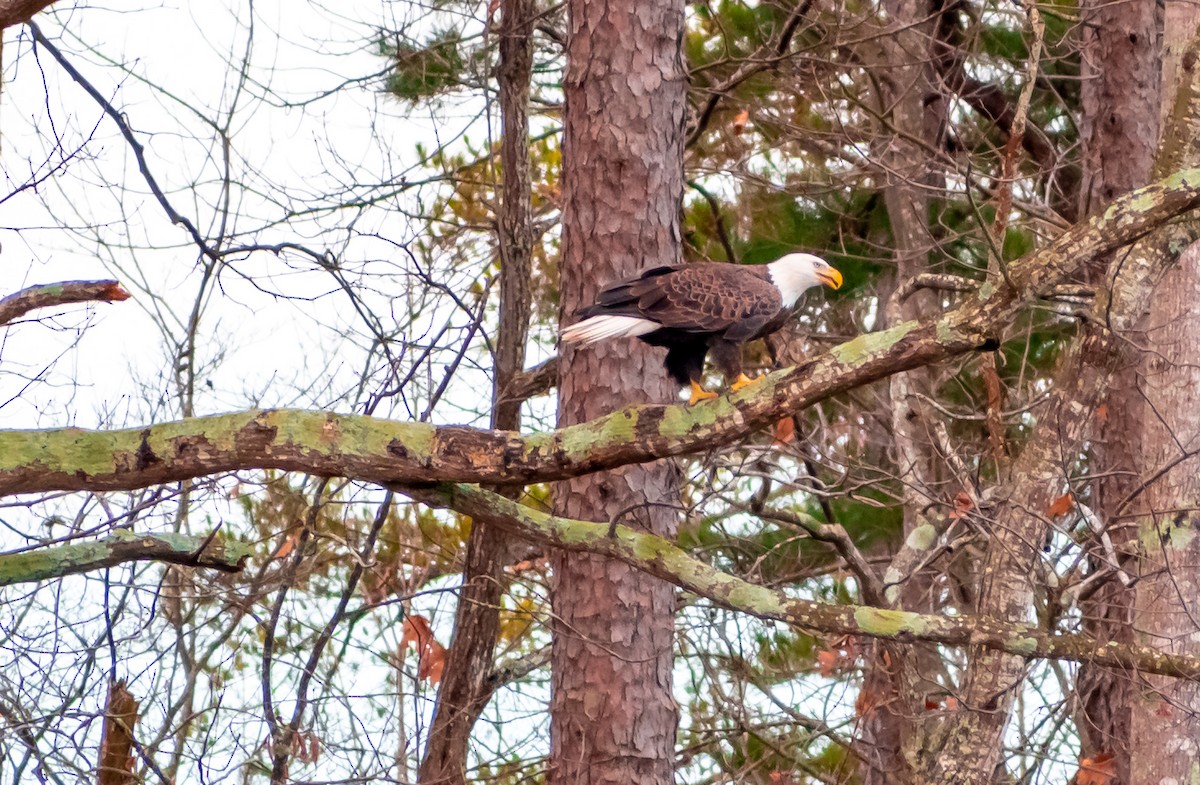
[0,280,131,327]
[0,530,249,586]
[1,169,1200,495]
[407,482,1200,680]
[0,0,57,29]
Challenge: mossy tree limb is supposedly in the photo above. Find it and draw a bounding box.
[2,168,1200,498]
[406,482,1200,680]
[0,530,249,586]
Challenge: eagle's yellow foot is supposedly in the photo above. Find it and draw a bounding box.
[687,381,719,405]
[730,373,760,393]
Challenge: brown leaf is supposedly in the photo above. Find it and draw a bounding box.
[99,282,133,302]
[1077,752,1117,785]
[816,649,839,677]
[401,615,447,684]
[293,730,322,764]
[1096,403,1109,424]
[773,417,796,444]
[949,491,974,520]
[506,555,548,575]
[732,109,750,135]
[272,531,300,560]
[98,680,140,785]
[1046,493,1075,519]
[855,686,883,718]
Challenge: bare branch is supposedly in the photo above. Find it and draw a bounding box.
[0,280,131,327]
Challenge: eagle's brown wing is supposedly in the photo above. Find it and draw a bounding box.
[611,264,784,337]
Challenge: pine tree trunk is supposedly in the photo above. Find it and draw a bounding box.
[1074,2,1161,780]
[1127,11,1200,778]
[861,2,944,781]
[1128,239,1200,785]
[548,0,686,783]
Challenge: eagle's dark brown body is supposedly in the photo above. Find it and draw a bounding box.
[577,264,790,385]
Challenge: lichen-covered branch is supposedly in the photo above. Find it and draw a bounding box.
[0,280,131,327]
[407,482,1200,680]
[1,170,1200,497]
[0,530,249,586]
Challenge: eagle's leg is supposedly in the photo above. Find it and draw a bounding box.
[664,339,717,405]
[710,339,761,393]
[730,372,761,392]
[687,381,719,405]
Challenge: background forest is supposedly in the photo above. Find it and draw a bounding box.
[1,0,1198,784]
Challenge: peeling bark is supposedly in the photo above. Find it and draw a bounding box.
[1128,241,1200,785]
[0,279,130,327]
[1074,1,1162,778]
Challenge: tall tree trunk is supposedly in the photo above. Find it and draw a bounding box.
[548,0,686,783]
[1127,9,1200,784]
[1128,240,1200,782]
[1074,2,1161,780]
[418,2,535,781]
[860,2,946,781]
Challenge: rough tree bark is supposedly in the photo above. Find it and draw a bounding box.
[418,0,534,780]
[1128,240,1200,783]
[548,0,686,782]
[1127,7,1200,782]
[1074,2,1161,779]
[861,3,953,780]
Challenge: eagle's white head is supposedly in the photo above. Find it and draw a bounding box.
[766,253,843,306]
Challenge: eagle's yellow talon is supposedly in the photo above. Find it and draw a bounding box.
[687,381,719,405]
[730,373,759,393]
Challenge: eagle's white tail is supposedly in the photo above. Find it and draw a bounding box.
[561,315,658,344]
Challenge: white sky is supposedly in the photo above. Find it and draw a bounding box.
[0,0,504,432]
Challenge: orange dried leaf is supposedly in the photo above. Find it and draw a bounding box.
[1077,752,1117,785]
[949,491,973,520]
[401,615,434,651]
[402,615,447,683]
[98,680,140,785]
[855,686,883,718]
[272,531,300,560]
[816,648,839,677]
[1096,403,1109,424]
[944,696,959,711]
[100,282,133,302]
[420,643,447,683]
[506,556,548,575]
[773,417,796,444]
[732,109,750,135]
[1046,493,1075,518]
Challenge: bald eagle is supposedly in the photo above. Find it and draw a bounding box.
[561,253,842,404]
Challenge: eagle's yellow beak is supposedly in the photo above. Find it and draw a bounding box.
[817,267,843,290]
